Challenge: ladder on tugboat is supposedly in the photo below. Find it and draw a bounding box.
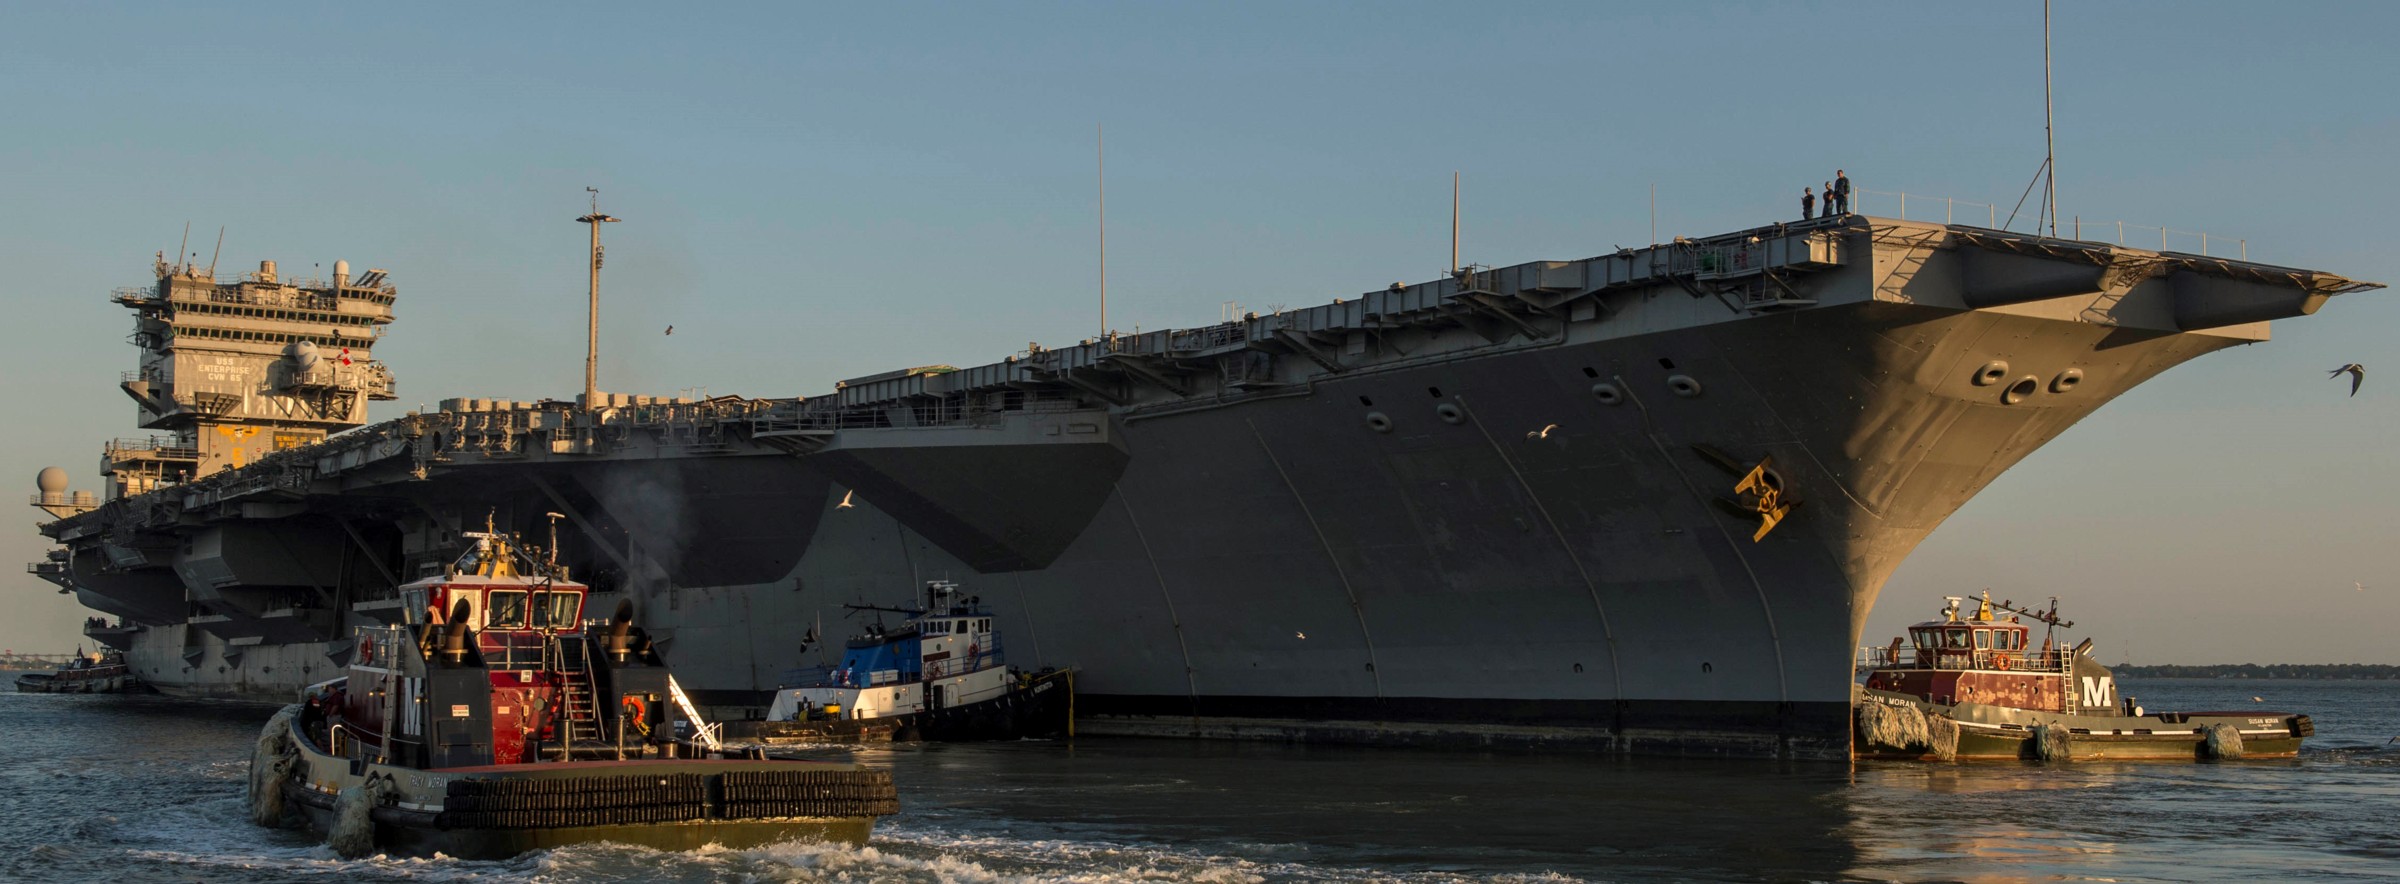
[548,636,603,752]
[666,675,722,753]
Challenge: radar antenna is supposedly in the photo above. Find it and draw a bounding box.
[1996,595,2073,653]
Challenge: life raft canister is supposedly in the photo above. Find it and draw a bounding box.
[621,694,650,736]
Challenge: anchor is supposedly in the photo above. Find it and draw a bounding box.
[1731,455,1795,542]
[1693,445,1798,542]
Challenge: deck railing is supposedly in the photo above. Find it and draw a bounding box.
[1849,187,2251,259]
[1858,644,2076,673]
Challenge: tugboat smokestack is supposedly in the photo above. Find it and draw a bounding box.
[607,599,635,663]
[444,599,472,662]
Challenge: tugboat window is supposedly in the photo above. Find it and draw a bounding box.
[487,591,529,629]
[531,592,579,629]
[1975,630,1991,649]
[1945,629,1970,649]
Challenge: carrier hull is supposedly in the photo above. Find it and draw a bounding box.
[112,300,2242,758]
[48,217,2379,760]
[650,302,2248,760]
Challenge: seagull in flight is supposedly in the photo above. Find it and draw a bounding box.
[1525,423,1559,440]
[665,325,675,336]
[1294,631,1307,640]
[836,489,855,509]
[2330,363,2364,396]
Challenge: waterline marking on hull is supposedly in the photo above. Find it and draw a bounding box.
[1451,394,1624,703]
[1615,376,1790,707]
[1114,484,1201,704]
[1246,417,1383,698]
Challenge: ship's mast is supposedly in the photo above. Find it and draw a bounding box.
[2043,0,2057,236]
[577,188,620,406]
[1097,124,1107,338]
[1450,171,1460,273]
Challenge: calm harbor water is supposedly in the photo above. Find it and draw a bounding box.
[1,678,2394,883]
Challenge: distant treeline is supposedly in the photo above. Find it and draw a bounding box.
[2115,663,2400,680]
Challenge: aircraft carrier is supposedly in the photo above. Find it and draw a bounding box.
[27,212,2379,759]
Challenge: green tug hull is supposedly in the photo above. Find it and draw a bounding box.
[1856,689,2312,762]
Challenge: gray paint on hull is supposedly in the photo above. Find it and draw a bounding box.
[104,301,2262,754]
[649,304,2242,715]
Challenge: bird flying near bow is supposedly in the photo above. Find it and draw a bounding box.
[2330,363,2365,396]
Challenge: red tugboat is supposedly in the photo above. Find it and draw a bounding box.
[1855,592,2312,761]
[13,648,135,693]
[247,520,897,858]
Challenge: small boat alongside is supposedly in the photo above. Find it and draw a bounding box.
[735,580,1072,744]
[248,522,897,858]
[13,650,135,693]
[1855,593,2312,761]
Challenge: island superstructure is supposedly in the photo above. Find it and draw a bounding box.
[28,211,2379,758]
[33,255,396,649]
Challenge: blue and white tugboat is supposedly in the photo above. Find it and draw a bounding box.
[246,520,898,859]
[750,580,1072,743]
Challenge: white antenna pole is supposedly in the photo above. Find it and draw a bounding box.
[1650,183,1657,245]
[1450,171,1460,273]
[576,188,621,407]
[1098,124,1107,337]
[2043,0,2057,236]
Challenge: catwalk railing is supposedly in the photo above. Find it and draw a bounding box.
[1849,188,2250,259]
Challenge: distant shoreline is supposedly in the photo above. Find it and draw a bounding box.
[2115,664,2400,680]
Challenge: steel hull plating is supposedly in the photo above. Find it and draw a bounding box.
[72,216,2372,760]
[110,300,2240,759]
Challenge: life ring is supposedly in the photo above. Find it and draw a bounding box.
[1995,655,2012,671]
[621,695,650,736]
[358,638,374,666]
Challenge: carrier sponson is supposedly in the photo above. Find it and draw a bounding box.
[39,215,2379,758]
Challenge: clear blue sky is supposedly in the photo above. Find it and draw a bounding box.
[2,2,2393,663]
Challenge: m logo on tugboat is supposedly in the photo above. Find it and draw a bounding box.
[2080,675,2115,709]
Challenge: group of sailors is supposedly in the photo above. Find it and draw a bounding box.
[1802,170,1851,220]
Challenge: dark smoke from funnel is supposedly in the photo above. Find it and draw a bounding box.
[592,465,694,608]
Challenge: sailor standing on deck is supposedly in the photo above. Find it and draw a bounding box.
[1801,187,1816,220]
[1822,183,1836,218]
[1834,170,1851,215]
